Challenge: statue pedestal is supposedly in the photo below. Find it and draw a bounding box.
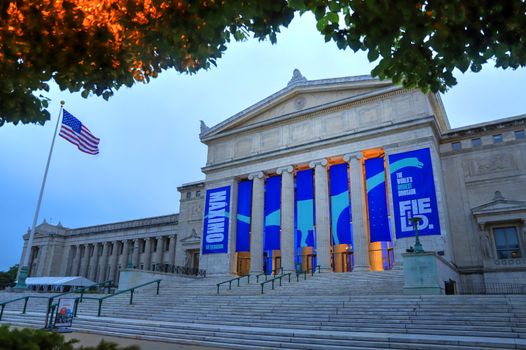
[402,252,458,295]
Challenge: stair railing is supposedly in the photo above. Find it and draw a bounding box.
[260,273,292,294]
[216,275,251,294]
[81,279,161,317]
[0,279,113,323]
[296,265,321,282]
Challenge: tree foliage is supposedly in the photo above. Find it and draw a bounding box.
[1,1,525,126]
[291,0,526,93]
[0,326,139,349]
[0,265,18,289]
[0,0,294,126]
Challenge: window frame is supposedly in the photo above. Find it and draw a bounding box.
[491,224,523,259]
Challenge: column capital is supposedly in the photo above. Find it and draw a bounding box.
[156,236,163,240]
[169,234,176,239]
[133,238,139,243]
[343,152,363,162]
[248,171,265,180]
[276,165,293,175]
[309,158,328,169]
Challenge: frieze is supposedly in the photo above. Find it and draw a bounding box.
[463,153,518,177]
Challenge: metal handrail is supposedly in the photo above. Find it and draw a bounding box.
[0,279,113,323]
[295,265,321,282]
[256,272,268,283]
[52,279,114,303]
[260,273,292,294]
[216,275,251,294]
[82,279,161,317]
[0,295,49,321]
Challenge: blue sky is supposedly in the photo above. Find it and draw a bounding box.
[0,13,525,271]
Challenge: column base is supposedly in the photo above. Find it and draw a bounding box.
[14,266,29,290]
[353,265,370,272]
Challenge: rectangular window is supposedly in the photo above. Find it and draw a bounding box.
[452,142,461,150]
[493,134,503,143]
[186,192,191,199]
[141,241,145,253]
[515,130,525,140]
[196,190,201,197]
[165,239,170,251]
[140,264,144,270]
[493,226,521,259]
[153,240,157,253]
[471,138,482,147]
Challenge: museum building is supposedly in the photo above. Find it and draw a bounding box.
[19,71,526,291]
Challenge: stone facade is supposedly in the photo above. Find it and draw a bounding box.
[18,183,203,286]
[19,72,526,291]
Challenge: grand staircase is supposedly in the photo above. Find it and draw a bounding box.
[1,271,526,349]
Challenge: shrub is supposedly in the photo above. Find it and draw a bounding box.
[0,326,139,350]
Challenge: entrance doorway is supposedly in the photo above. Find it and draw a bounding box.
[369,241,394,271]
[236,252,250,276]
[333,244,353,272]
[186,249,200,270]
[300,246,315,272]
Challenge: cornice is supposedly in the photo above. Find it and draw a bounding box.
[202,115,440,173]
[200,85,403,143]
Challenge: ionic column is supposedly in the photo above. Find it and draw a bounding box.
[168,235,176,267]
[310,159,331,271]
[154,236,164,270]
[64,246,75,276]
[249,171,265,273]
[89,243,101,281]
[71,245,81,276]
[277,166,295,272]
[132,239,140,268]
[99,242,110,282]
[79,244,90,277]
[345,152,369,271]
[110,240,120,282]
[119,240,130,270]
[143,238,152,270]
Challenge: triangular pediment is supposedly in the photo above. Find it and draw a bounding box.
[472,192,526,215]
[200,72,396,141]
[180,229,201,245]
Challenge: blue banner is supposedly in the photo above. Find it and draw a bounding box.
[295,169,316,250]
[365,157,392,243]
[389,148,441,238]
[264,175,281,251]
[202,186,231,254]
[236,180,252,252]
[329,163,353,246]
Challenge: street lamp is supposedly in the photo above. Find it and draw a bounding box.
[411,217,424,253]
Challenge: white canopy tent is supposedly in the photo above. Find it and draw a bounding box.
[25,276,95,287]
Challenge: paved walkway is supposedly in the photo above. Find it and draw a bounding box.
[63,332,222,350]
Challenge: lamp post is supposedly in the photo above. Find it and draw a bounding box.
[411,217,424,253]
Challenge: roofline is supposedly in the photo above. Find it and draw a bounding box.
[67,213,179,235]
[200,74,391,140]
[177,180,205,190]
[442,113,526,139]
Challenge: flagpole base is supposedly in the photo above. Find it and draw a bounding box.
[14,266,29,290]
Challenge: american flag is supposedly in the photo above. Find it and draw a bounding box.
[59,110,100,155]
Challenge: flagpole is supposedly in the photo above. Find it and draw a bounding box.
[16,101,65,289]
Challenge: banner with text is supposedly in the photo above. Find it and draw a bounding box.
[389,148,441,238]
[236,180,252,252]
[264,175,281,252]
[365,157,392,243]
[202,186,231,254]
[329,163,353,246]
[295,169,316,250]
